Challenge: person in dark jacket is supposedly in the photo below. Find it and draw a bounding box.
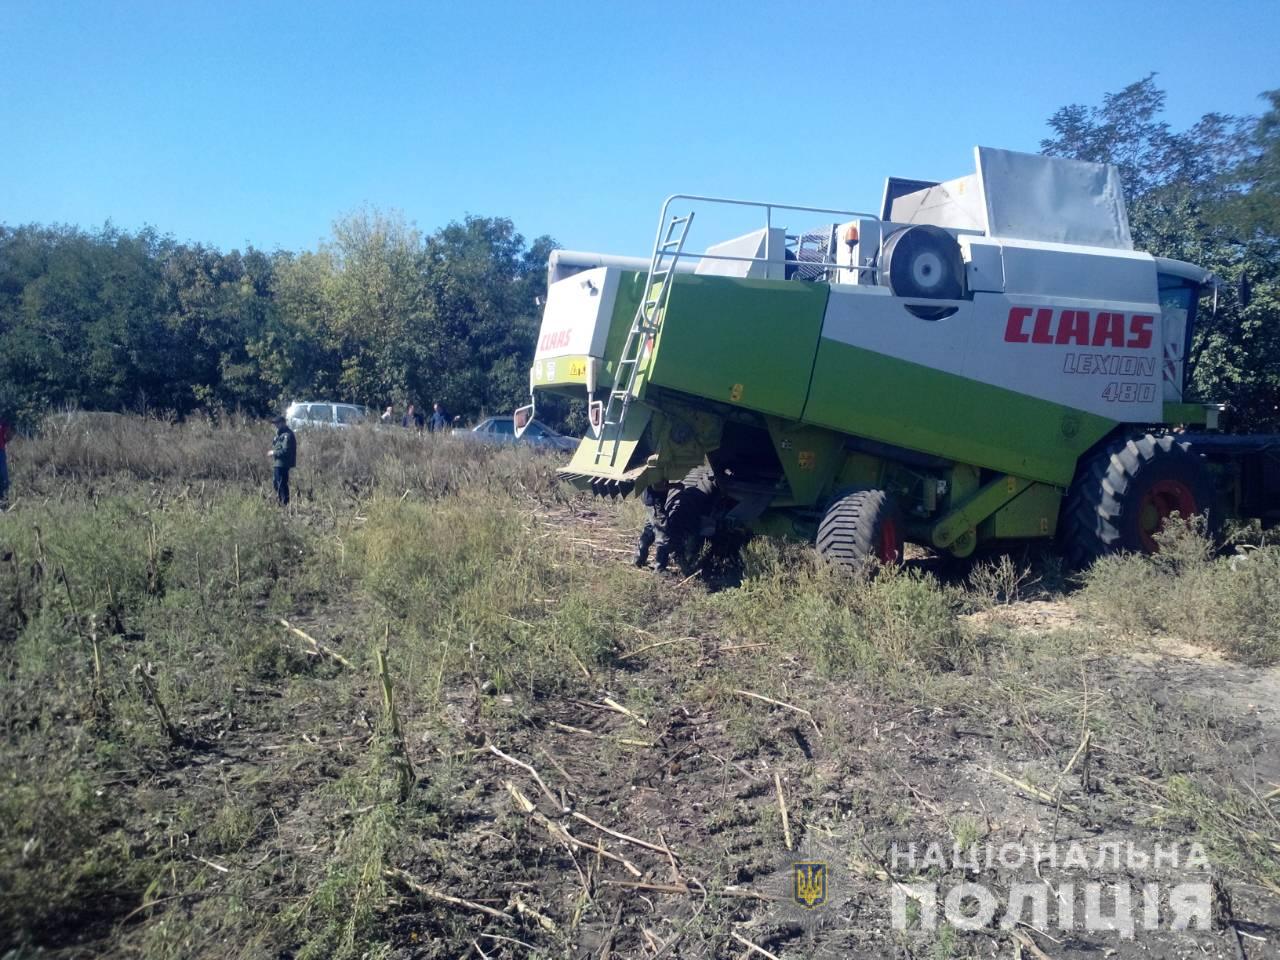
[0,418,11,504]
[402,404,425,431]
[428,402,450,433]
[269,415,297,506]
[634,479,674,571]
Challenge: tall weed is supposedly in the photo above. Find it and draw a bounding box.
[1078,518,1280,664]
[722,538,979,681]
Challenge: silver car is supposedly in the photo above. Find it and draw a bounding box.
[453,416,578,452]
[285,401,372,430]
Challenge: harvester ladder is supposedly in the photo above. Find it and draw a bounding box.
[593,211,695,466]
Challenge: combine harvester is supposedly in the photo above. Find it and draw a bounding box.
[517,147,1279,566]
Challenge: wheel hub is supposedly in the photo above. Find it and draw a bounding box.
[878,517,901,564]
[1137,479,1197,551]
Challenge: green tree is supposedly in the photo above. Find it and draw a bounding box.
[1042,78,1280,428]
[0,209,560,426]
[326,208,426,406]
[417,216,555,417]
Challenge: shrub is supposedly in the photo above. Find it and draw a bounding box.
[723,539,977,680]
[1078,518,1280,664]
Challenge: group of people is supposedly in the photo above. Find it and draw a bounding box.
[382,401,451,433]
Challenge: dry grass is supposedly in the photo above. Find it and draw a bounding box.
[24,409,568,503]
[0,416,1277,959]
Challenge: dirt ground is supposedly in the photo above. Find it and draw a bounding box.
[394,596,1280,960]
[4,455,1278,960]
[170,525,1280,956]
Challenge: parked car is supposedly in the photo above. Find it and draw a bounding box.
[453,416,578,452]
[285,401,372,430]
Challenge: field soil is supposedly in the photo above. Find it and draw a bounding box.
[1,418,1277,959]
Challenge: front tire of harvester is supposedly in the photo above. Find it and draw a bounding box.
[1062,433,1214,569]
[816,489,903,570]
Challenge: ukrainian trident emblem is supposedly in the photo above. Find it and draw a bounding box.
[792,861,827,909]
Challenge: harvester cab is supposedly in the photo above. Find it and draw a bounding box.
[523,146,1278,567]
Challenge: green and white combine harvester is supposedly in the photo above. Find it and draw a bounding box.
[515,147,1279,567]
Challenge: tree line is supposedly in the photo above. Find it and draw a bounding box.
[1,77,1277,432]
[0,210,556,428]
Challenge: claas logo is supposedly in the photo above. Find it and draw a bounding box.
[538,329,572,352]
[1004,307,1154,349]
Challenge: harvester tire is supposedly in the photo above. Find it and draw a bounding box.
[817,489,903,569]
[1062,433,1214,568]
[880,225,964,301]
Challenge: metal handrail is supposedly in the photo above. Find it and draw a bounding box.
[656,248,875,276]
[648,193,884,279]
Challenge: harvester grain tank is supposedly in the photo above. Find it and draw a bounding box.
[519,147,1280,565]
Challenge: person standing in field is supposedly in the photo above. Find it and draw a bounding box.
[428,401,450,433]
[380,404,395,424]
[402,404,424,432]
[269,415,297,506]
[0,418,11,504]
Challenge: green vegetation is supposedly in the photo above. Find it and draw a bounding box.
[1078,517,1280,665]
[0,212,555,427]
[1,417,1276,958]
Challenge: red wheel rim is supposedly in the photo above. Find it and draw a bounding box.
[878,517,901,564]
[1137,479,1197,552]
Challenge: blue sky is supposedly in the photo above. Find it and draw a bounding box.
[2,1,1277,258]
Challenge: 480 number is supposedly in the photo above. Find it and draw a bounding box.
[1101,382,1157,403]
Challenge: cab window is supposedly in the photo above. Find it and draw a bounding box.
[1157,273,1200,361]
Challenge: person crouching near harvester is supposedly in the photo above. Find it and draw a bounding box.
[634,479,674,572]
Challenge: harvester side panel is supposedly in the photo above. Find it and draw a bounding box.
[803,337,1115,487]
[816,266,1163,423]
[646,275,829,420]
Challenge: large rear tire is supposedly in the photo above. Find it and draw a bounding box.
[1062,433,1213,568]
[816,489,903,569]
